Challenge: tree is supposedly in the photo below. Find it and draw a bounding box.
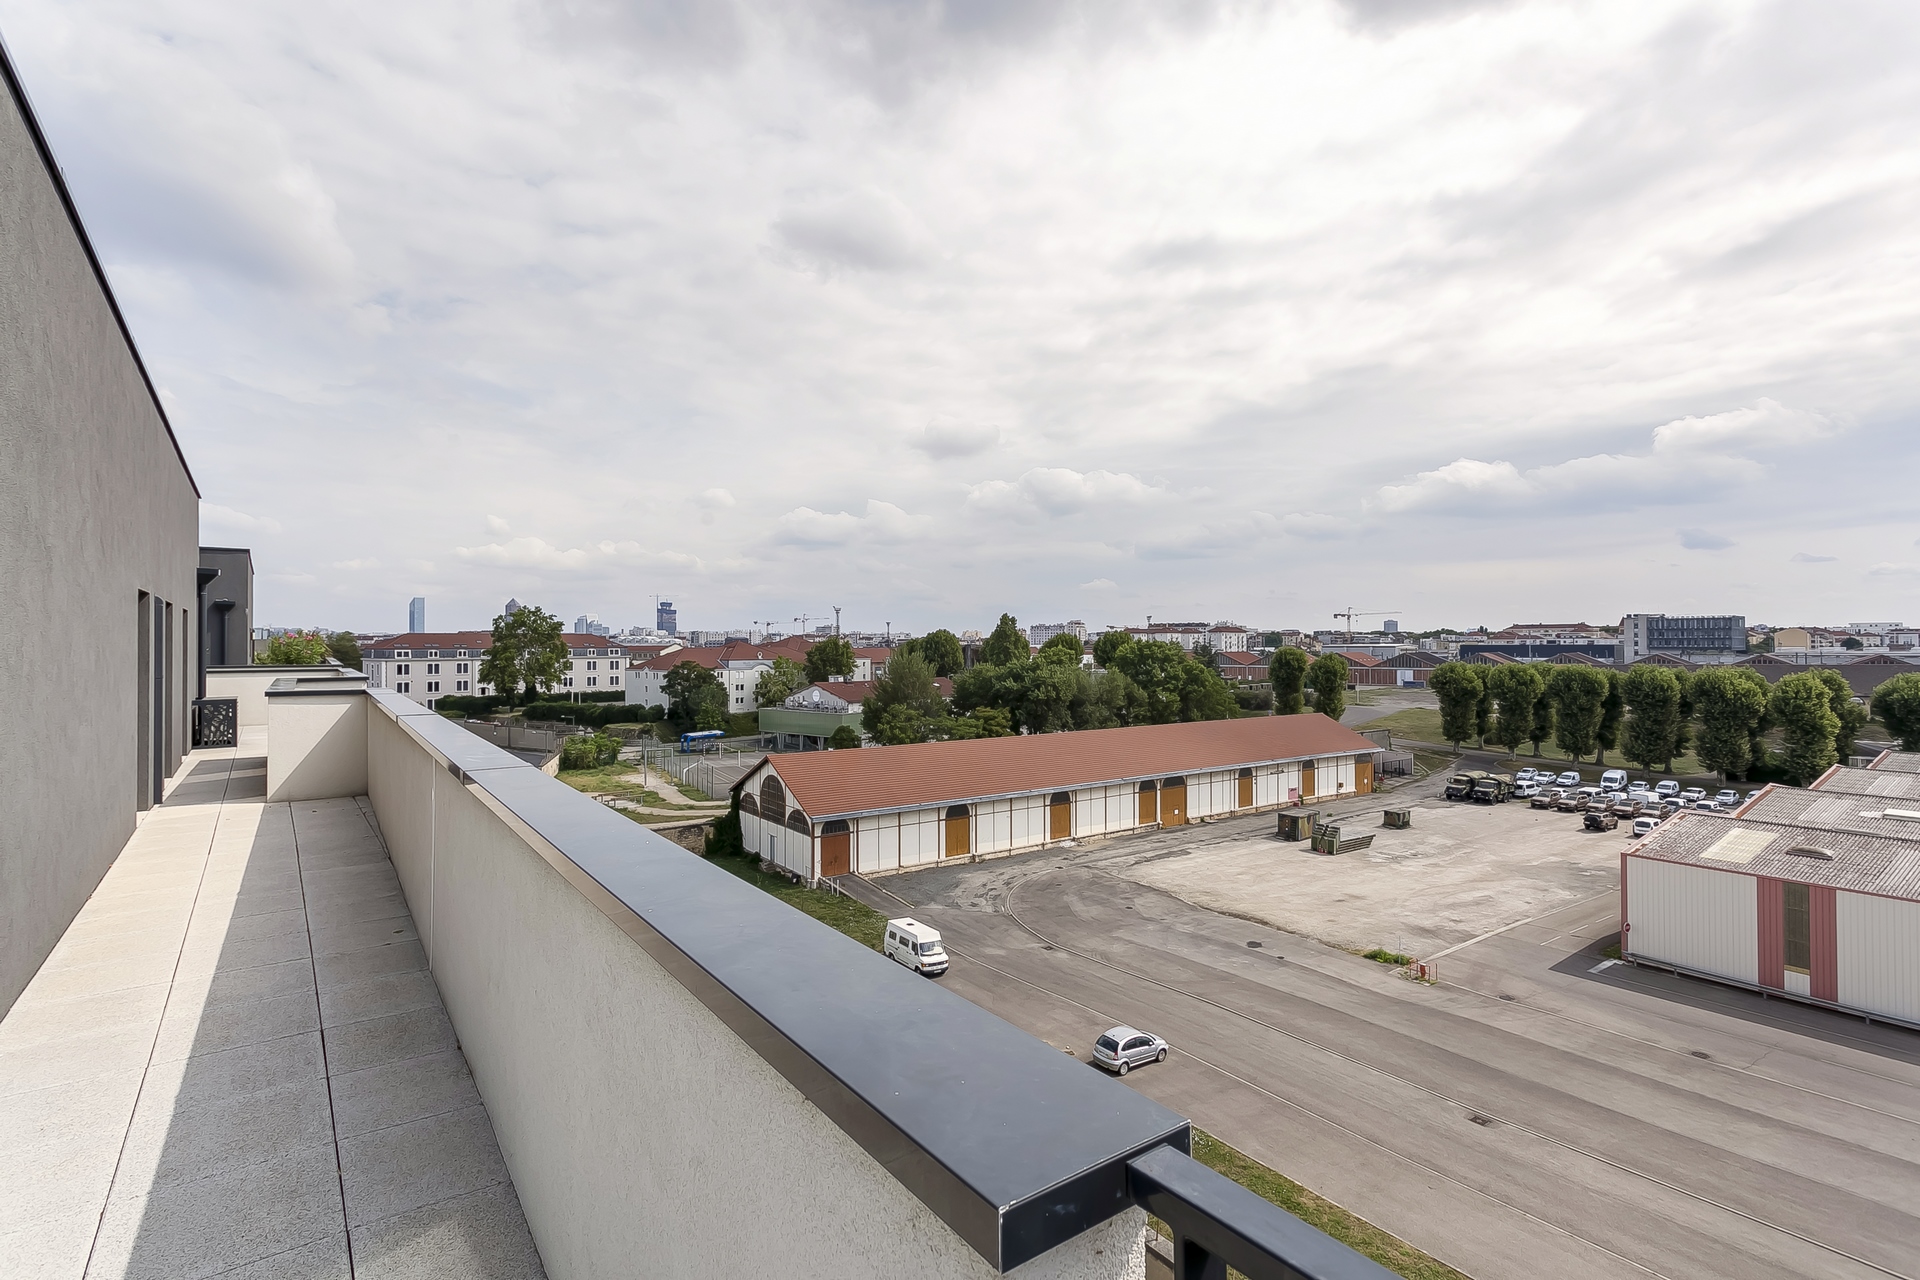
[1548,666,1609,762]
[916,629,965,677]
[1037,632,1085,666]
[1873,673,1920,752]
[663,661,723,729]
[828,725,862,750]
[861,650,946,741]
[1810,669,1869,762]
[1841,636,1864,651]
[1474,671,1494,747]
[1306,654,1349,723]
[1734,667,1774,775]
[1671,671,1696,769]
[1268,646,1311,715]
[256,631,329,665]
[946,706,1014,739]
[754,657,806,707]
[1622,665,1683,773]
[1092,630,1133,669]
[326,631,362,670]
[1771,673,1841,785]
[1689,666,1769,782]
[1428,662,1483,750]
[1529,688,1555,757]
[872,704,932,746]
[1486,664,1544,757]
[804,634,855,683]
[980,614,1029,666]
[1595,670,1625,766]
[479,605,569,701]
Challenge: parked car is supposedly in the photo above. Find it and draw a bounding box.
[1610,796,1645,819]
[1745,790,1764,804]
[884,918,948,977]
[1514,768,1539,785]
[1631,816,1662,838]
[1654,780,1680,798]
[1658,798,1683,817]
[1585,810,1619,831]
[1514,782,1541,799]
[1092,1025,1169,1076]
[1555,770,1582,787]
[1680,787,1706,803]
[1600,769,1628,791]
[1715,789,1741,808]
[1691,798,1721,812]
[1531,788,1562,810]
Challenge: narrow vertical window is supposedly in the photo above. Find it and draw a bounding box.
[1783,881,1810,975]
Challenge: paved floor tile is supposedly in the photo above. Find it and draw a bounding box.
[329,1051,480,1140]
[312,941,428,992]
[349,1184,545,1280]
[324,1007,457,1075]
[338,1105,510,1228]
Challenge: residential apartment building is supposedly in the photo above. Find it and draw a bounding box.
[363,631,644,705]
[625,639,811,714]
[1115,621,1253,652]
[1029,619,1088,646]
[1621,613,1747,659]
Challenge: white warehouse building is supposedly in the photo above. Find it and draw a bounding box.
[1623,751,1920,1028]
[731,715,1381,883]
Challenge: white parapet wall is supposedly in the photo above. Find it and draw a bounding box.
[362,693,1155,1280]
[265,675,370,802]
[210,662,353,728]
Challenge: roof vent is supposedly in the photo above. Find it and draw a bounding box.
[1886,808,1920,823]
[1786,846,1835,860]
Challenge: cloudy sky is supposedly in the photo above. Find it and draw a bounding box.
[8,0,1920,635]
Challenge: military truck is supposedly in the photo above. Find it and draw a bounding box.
[1470,773,1514,804]
[1444,771,1488,801]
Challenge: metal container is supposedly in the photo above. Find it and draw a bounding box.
[1276,808,1319,842]
[1382,807,1412,829]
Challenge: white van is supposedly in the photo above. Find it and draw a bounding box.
[885,918,948,977]
[1600,769,1628,791]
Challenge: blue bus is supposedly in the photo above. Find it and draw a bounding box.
[678,729,726,754]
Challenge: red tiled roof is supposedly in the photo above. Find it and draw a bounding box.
[747,714,1380,819]
[1216,652,1266,667]
[1341,653,1384,666]
[785,678,952,708]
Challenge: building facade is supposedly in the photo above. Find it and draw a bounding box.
[1029,620,1088,646]
[1621,613,1747,660]
[199,546,254,669]
[408,596,426,632]
[733,716,1381,882]
[2,49,202,1011]
[657,600,677,634]
[363,631,636,706]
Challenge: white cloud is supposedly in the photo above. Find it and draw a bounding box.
[699,488,736,510]
[1650,400,1834,454]
[967,469,1170,520]
[200,501,282,535]
[454,537,592,570]
[1080,578,1118,591]
[771,500,930,547]
[1791,552,1838,564]
[1867,562,1920,577]
[329,558,380,570]
[1678,529,1734,551]
[913,422,1000,459]
[485,514,512,535]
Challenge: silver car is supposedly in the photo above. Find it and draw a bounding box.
[1092,1025,1169,1076]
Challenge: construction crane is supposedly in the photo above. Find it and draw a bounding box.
[1333,608,1400,644]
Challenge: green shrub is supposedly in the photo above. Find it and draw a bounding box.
[828,725,862,749]
[704,793,746,859]
[433,694,508,718]
[1362,948,1414,966]
[523,701,648,728]
[559,732,623,770]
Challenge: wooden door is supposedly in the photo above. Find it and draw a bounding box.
[1161,778,1188,826]
[1355,760,1374,795]
[1137,781,1158,825]
[821,830,851,877]
[1300,759,1316,799]
[1049,793,1071,840]
[1237,769,1254,809]
[944,806,971,858]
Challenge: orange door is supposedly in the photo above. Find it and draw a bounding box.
[944,806,971,857]
[1049,794,1071,840]
[1237,770,1254,809]
[1300,759,1316,799]
[1356,761,1374,795]
[1161,779,1188,826]
[821,832,851,877]
[1137,782,1158,825]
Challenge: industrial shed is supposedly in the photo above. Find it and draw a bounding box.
[1622,752,1920,1027]
[732,715,1382,883]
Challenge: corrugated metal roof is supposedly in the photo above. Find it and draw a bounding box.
[1629,812,1920,901]
[1808,767,1920,803]
[750,714,1381,820]
[1871,750,1920,774]
[1744,788,1920,840]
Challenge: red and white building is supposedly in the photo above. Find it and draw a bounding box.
[1622,751,1920,1028]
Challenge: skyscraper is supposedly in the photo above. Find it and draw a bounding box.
[656,600,677,635]
[408,596,426,632]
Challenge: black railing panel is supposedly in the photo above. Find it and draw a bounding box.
[192,697,237,748]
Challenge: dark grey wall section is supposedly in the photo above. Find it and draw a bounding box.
[199,546,254,667]
[0,42,201,1013]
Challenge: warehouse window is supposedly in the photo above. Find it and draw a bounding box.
[1783,881,1811,975]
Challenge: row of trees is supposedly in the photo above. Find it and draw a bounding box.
[1265,647,1351,722]
[857,614,1241,746]
[1425,659,1885,784]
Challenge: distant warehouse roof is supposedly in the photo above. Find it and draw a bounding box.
[746,714,1381,820]
[1628,811,1920,902]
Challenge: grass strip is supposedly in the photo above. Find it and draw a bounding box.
[1183,1130,1470,1280]
[708,853,888,952]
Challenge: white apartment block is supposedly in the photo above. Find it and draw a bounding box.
[625,640,806,715]
[1029,620,1088,646]
[363,631,649,707]
[1114,622,1252,653]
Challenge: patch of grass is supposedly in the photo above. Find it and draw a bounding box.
[1601,942,1622,960]
[1363,948,1414,966]
[676,783,715,803]
[1181,1130,1471,1280]
[709,853,887,952]
[557,765,717,809]
[1409,748,1456,778]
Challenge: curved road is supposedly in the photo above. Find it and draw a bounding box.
[846,825,1920,1280]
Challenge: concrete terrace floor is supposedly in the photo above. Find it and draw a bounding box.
[0,730,545,1279]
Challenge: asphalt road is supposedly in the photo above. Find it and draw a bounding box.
[846,810,1920,1280]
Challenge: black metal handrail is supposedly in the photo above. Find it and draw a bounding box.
[1129,1144,1401,1280]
